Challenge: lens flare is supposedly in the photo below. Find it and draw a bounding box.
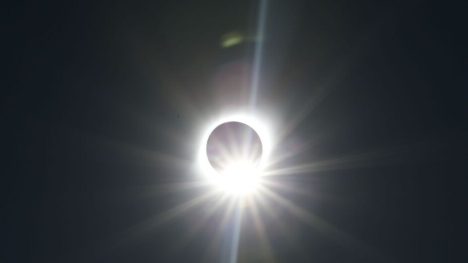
[197,113,272,196]
[215,160,260,195]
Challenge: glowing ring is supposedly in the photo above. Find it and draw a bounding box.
[197,112,272,188]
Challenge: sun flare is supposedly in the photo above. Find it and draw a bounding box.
[197,113,273,196]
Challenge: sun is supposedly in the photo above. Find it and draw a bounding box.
[197,112,273,196]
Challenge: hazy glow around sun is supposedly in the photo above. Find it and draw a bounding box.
[197,112,273,196]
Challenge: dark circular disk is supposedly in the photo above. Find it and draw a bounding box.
[206,121,263,172]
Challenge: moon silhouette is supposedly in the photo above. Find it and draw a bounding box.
[206,121,263,172]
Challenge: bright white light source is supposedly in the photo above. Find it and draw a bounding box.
[215,160,260,195]
[197,113,272,196]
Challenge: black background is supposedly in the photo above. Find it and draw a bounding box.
[2,0,466,262]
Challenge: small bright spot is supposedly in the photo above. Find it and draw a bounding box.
[221,32,245,48]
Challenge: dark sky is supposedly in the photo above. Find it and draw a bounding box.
[2,0,466,262]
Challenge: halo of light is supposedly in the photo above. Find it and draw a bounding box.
[197,112,273,196]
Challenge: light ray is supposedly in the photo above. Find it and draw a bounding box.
[136,181,207,198]
[123,191,216,241]
[202,199,241,262]
[261,188,392,262]
[172,194,231,249]
[264,149,398,177]
[89,133,191,170]
[253,188,298,245]
[228,206,243,263]
[247,201,276,262]
[261,179,318,198]
[108,191,218,253]
[249,0,268,107]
